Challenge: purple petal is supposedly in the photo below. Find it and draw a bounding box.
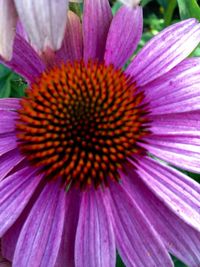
[0,134,18,156]
[149,112,200,136]
[104,6,142,68]
[55,189,81,267]
[83,0,112,61]
[16,21,28,41]
[108,183,173,267]
[1,34,45,82]
[142,58,200,114]
[134,156,200,231]
[13,180,66,267]
[121,168,200,266]
[75,189,116,267]
[141,133,200,173]
[56,11,83,63]
[14,0,69,53]
[0,149,24,181]
[0,0,17,60]
[0,247,11,267]
[1,178,45,262]
[126,19,200,86]
[0,167,42,236]
[2,218,23,262]
[0,98,20,111]
[0,111,17,134]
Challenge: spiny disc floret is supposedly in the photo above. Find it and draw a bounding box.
[16,60,149,189]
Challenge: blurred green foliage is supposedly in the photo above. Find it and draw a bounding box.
[0,1,200,266]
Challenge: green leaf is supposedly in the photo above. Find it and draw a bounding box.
[10,75,27,98]
[164,0,177,26]
[141,0,152,7]
[116,254,125,267]
[171,255,188,267]
[116,253,188,266]
[0,64,27,98]
[112,2,121,14]
[0,65,13,98]
[69,2,82,17]
[177,0,200,20]
[156,0,168,9]
[0,76,12,98]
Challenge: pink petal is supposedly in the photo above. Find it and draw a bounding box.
[142,58,200,114]
[0,98,20,111]
[0,111,17,134]
[13,180,66,267]
[0,262,11,267]
[141,136,200,173]
[121,169,200,266]
[2,218,24,262]
[75,189,116,267]
[1,179,45,262]
[134,156,200,231]
[119,0,141,8]
[0,167,42,236]
[108,183,173,267]
[16,21,29,41]
[0,0,17,60]
[83,0,112,61]
[1,34,45,82]
[149,112,200,136]
[104,5,142,68]
[0,134,18,156]
[0,149,24,181]
[56,11,83,63]
[55,189,81,267]
[0,253,11,267]
[14,0,69,53]
[126,19,200,86]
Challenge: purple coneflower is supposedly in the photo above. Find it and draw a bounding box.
[0,0,200,266]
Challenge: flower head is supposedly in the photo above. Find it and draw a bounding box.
[0,0,200,267]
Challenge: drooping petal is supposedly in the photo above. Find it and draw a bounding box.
[83,0,112,61]
[0,35,45,82]
[108,183,173,267]
[55,189,81,267]
[13,180,66,267]
[0,167,42,237]
[0,149,24,181]
[142,58,200,114]
[75,189,116,267]
[121,168,200,266]
[56,11,83,63]
[134,156,200,231]
[104,5,142,68]
[0,0,17,60]
[119,0,141,8]
[126,19,200,86]
[14,0,69,53]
